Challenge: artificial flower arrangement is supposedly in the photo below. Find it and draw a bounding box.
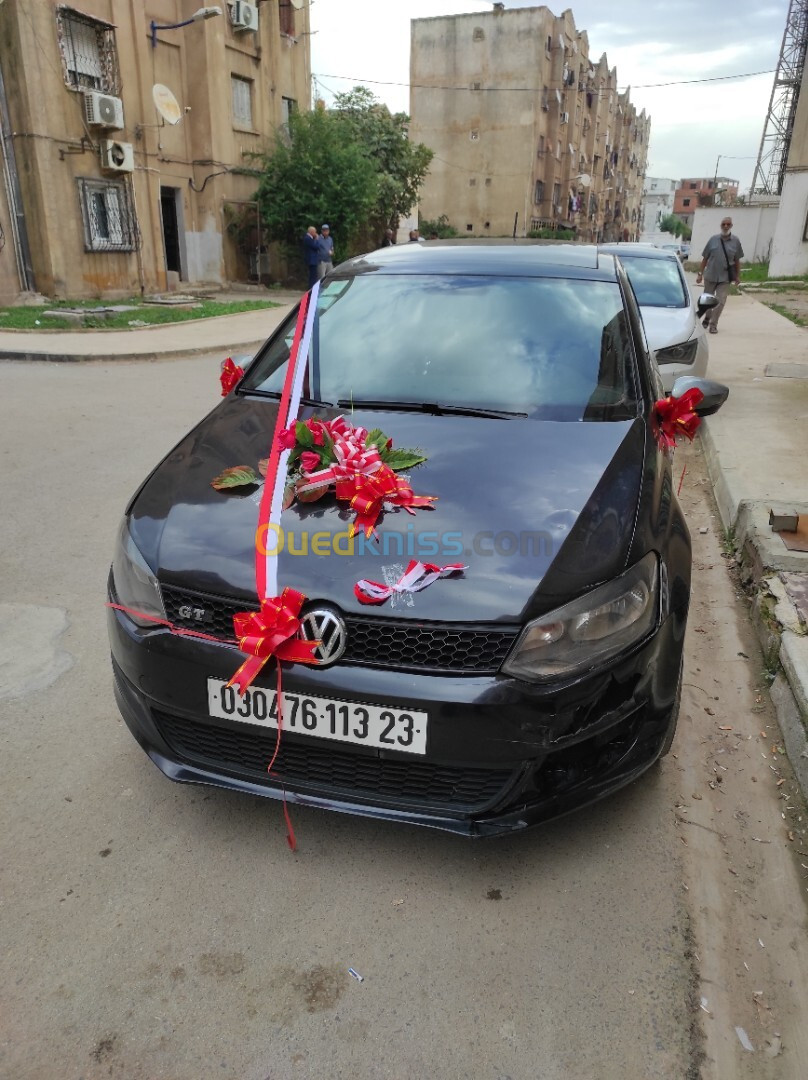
[212,414,435,538]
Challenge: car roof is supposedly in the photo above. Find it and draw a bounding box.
[598,243,680,261]
[336,241,619,281]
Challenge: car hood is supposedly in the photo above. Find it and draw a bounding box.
[640,305,698,350]
[129,398,646,624]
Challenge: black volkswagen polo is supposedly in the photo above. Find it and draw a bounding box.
[107,243,726,836]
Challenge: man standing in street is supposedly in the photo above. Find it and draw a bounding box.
[317,224,335,279]
[696,217,744,334]
[303,226,319,289]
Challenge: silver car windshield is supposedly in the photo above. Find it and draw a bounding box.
[243,274,639,421]
[615,256,688,309]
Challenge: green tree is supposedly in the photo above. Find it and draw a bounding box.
[659,213,688,239]
[253,106,379,259]
[332,87,434,248]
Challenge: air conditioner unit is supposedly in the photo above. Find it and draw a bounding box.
[560,112,569,124]
[84,91,125,130]
[232,0,258,30]
[100,139,134,173]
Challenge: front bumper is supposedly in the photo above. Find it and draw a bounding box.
[107,601,684,837]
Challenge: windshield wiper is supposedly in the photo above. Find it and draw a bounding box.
[241,388,333,408]
[337,399,527,419]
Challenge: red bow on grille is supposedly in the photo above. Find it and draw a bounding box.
[227,588,320,695]
[220,357,245,396]
[653,388,704,450]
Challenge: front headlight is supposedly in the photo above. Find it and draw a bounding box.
[502,553,659,681]
[655,339,698,365]
[110,519,165,628]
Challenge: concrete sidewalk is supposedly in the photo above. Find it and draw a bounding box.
[698,288,808,793]
[0,292,301,362]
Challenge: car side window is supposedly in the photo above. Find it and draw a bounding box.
[622,270,664,400]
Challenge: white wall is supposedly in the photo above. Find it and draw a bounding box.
[691,205,779,265]
[770,172,808,276]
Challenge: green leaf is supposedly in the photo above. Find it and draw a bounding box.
[365,428,388,451]
[211,465,259,490]
[384,448,427,471]
[295,421,314,447]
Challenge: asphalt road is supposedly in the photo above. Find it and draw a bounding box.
[2,355,808,1080]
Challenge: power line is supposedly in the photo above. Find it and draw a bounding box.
[313,69,776,94]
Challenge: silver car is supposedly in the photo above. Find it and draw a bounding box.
[599,245,708,392]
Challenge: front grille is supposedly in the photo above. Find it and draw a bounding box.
[160,584,518,674]
[154,710,516,812]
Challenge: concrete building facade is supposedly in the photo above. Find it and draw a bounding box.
[0,0,310,303]
[769,48,808,276]
[409,6,650,243]
[640,176,675,236]
[673,176,739,229]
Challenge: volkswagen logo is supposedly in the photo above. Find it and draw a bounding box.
[298,608,347,667]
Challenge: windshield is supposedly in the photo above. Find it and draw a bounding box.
[242,274,639,420]
[616,256,688,309]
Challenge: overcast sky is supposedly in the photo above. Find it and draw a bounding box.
[309,0,788,192]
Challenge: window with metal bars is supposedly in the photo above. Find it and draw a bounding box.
[77,179,138,252]
[56,8,119,93]
[231,76,253,128]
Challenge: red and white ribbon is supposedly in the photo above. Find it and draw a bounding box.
[354,560,467,605]
[258,281,320,599]
[296,415,383,495]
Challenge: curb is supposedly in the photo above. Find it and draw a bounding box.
[702,420,808,803]
[0,341,267,363]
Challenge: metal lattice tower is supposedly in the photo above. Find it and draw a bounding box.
[751,0,808,196]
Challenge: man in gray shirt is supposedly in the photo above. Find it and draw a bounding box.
[695,216,744,333]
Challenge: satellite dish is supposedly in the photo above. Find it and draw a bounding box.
[576,173,591,188]
[290,0,303,8]
[153,84,183,126]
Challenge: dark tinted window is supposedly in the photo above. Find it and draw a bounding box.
[243,274,638,420]
[614,255,688,308]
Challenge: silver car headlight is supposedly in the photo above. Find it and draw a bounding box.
[655,340,698,365]
[111,519,165,628]
[502,553,659,681]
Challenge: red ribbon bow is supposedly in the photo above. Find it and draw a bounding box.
[653,388,704,450]
[344,465,436,538]
[220,357,245,397]
[227,588,320,695]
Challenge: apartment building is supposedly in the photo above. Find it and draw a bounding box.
[409,6,650,243]
[674,176,739,228]
[640,177,676,235]
[0,0,310,303]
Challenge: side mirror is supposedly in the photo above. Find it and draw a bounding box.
[671,375,729,416]
[696,292,719,319]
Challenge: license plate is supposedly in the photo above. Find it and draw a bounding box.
[206,678,428,755]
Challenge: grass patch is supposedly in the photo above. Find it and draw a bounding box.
[721,524,737,556]
[764,302,807,328]
[740,261,808,285]
[739,262,770,282]
[0,297,279,331]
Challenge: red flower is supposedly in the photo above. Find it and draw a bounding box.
[386,438,393,450]
[305,419,325,446]
[300,450,321,473]
[277,426,297,450]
